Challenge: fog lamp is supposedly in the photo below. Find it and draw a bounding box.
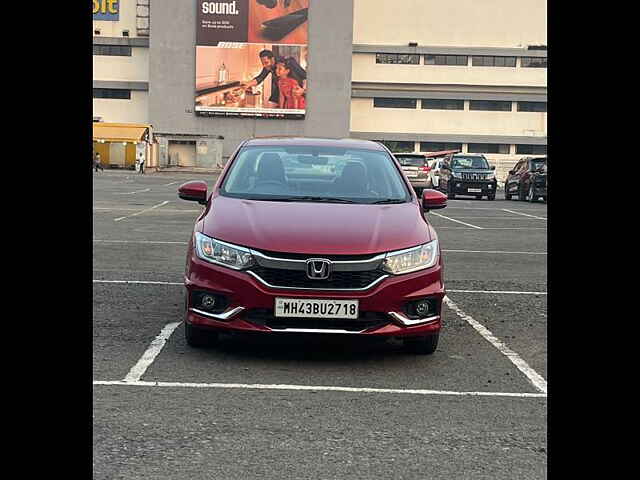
[201,295,216,309]
[415,300,430,316]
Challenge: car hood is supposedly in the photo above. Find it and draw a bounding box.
[201,195,432,255]
[452,168,492,174]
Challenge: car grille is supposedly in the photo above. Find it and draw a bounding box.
[246,308,390,332]
[460,172,489,181]
[249,266,385,290]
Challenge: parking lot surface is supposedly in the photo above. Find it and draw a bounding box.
[93,170,547,479]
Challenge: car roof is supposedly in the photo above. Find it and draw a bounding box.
[244,136,387,151]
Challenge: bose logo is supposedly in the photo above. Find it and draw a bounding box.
[202,1,239,15]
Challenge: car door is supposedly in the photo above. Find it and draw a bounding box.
[439,157,452,191]
[429,159,441,188]
[507,160,524,195]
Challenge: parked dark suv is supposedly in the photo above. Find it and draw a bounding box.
[438,154,498,200]
[505,156,547,202]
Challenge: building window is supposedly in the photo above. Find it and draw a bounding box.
[516,144,547,155]
[376,53,420,64]
[421,99,464,110]
[521,56,547,68]
[517,101,547,112]
[472,56,516,67]
[373,98,417,109]
[377,140,415,153]
[93,45,132,56]
[424,54,468,66]
[93,88,131,100]
[468,143,510,154]
[420,142,463,152]
[469,100,512,112]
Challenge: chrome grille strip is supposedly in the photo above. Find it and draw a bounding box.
[251,249,385,272]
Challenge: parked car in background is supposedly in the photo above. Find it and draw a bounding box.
[438,153,498,200]
[178,137,449,355]
[505,156,547,202]
[393,153,431,194]
[423,149,460,191]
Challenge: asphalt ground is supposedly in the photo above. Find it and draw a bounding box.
[93,170,547,479]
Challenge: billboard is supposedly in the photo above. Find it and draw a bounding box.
[93,0,120,21]
[196,0,309,119]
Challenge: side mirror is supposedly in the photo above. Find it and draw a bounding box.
[178,181,208,205]
[490,165,496,170]
[508,170,515,175]
[422,189,447,211]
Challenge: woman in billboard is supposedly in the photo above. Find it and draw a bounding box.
[276,57,306,109]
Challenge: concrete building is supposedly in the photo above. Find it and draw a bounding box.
[350,0,547,178]
[93,0,152,168]
[93,1,546,177]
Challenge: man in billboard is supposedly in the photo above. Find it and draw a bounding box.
[241,50,281,108]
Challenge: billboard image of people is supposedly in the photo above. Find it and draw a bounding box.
[196,0,309,119]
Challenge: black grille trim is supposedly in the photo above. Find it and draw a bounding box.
[249,266,386,290]
[246,308,390,332]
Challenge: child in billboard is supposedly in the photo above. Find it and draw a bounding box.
[276,57,306,110]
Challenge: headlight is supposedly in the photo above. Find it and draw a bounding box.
[382,239,439,275]
[194,232,255,270]
[451,171,462,178]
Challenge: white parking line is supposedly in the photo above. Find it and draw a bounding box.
[95,208,200,213]
[114,200,170,222]
[443,249,546,255]
[163,181,179,186]
[436,227,546,230]
[114,188,151,195]
[94,380,546,399]
[93,280,183,285]
[94,240,188,245]
[441,216,544,220]
[429,212,484,229]
[502,209,547,220]
[444,295,547,394]
[93,280,547,295]
[448,289,546,295]
[123,322,182,383]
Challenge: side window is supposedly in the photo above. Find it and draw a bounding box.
[512,161,522,173]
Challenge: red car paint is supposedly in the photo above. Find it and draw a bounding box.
[179,137,447,349]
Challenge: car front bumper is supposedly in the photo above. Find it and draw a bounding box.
[450,180,497,196]
[185,255,444,338]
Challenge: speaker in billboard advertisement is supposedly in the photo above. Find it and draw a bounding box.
[196,0,309,119]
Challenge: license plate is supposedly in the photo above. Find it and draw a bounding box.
[275,298,359,319]
[468,188,481,193]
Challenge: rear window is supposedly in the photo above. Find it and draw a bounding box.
[395,155,425,167]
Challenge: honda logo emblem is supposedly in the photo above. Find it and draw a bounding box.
[306,258,332,280]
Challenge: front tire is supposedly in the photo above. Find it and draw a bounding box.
[527,184,537,203]
[505,183,512,200]
[403,334,439,355]
[488,194,495,201]
[185,322,218,348]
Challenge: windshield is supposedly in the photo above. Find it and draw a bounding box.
[395,155,425,167]
[450,156,490,169]
[531,158,547,171]
[221,145,411,204]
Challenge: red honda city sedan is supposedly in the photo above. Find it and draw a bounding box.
[178,137,447,354]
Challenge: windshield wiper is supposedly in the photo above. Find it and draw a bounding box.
[253,195,358,203]
[371,198,406,204]
[295,196,358,203]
